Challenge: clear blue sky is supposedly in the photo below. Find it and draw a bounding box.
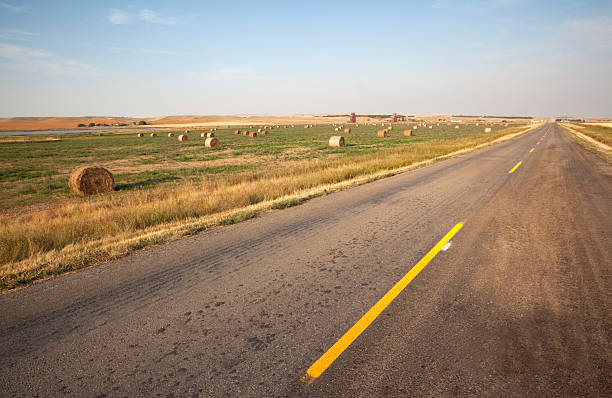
[1,0,611,117]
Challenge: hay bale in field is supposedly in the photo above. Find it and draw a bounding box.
[168,133,174,137]
[248,132,257,138]
[455,125,460,129]
[344,128,351,133]
[404,129,413,136]
[257,128,262,133]
[185,130,190,133]
[485,127,492,132]
[205,137,220,148]
[428,126,432,129]
[261,130,268,135]
[329,136,345,147]
[97,133,104,136]
[69,166,114,196]
[235,130,241,135]
[413,125,418,129]
[334,127,339,131]
[377,130,389,138]
[178,134,188,142]
[150,133,157,137]
[206,132,215,138]
[200,132,206,138]
[243,130,249,136]
[137,133,144,137]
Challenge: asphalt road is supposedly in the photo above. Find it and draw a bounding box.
[1,124,610,397]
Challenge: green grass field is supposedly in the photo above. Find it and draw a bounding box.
[0,123,509,211]
[0,121,528,290]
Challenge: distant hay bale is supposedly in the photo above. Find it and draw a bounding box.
[137,133,144,137]
[185,130,190,133]
[413,125,418,129]
[69,166,114,196]
[97,133,104,136]
[404,129,413,136]
[428,126,432,129]
[168,133,174,137]
[205,137,220,148]
[455,125,460,129]
[329,135,345,147]
[150,133,157,137]
[344,128,351,133]
[334,127,340,131]
[377,130,389,138]
[485,127,492,132]
[248,132,257,138]
[261,130,268,135]
[178,134,188,142]
[206,132,215,138]
[235,130,241,135]
[243,130,249,136]
[304,125,309,128]
[200,132,206,138]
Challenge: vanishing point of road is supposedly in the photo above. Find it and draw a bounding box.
[1,124,610,397]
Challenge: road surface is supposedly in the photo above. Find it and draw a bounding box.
[1,123,610,397]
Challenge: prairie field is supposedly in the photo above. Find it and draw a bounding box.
[0,122,528,290]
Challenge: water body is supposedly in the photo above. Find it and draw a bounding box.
[0,128,137,135]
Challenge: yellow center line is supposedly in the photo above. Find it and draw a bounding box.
[509,161,522,173]
[529,148,534,153]
[301,222,465,385]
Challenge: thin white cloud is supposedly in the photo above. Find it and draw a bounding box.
[0,43,102,78]
[0,2,25,12]
[139,9,181,25]
[105,8,182,25]
[208,66,254,81]
[106,9,132,25]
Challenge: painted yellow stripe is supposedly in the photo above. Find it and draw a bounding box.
[537,141,541,145]
[509,161,522,173]
[302,222,465,384]
[529,148,534,153]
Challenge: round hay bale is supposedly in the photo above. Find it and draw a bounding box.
[261,130,268,135]
[235,130,241,135]
[248,132,257,138]
[206,132,215,138]
[185,130,190,133]
[403,129,413,137]
[150,133,157,137]
[377,130,388,138]
[344,128,351,133]
[178,134,188,142]
[485,127,492,133]
[205,137,220,148]
[168,133,174,137]
[210,128,214,132]
[69,166,114,196]
[97,133,104,137]
[200,132,206,138]
[329,136,345,147]
[428,126,432,129]
[257,128,262,133]
[304,125,309,128]
[334,127,339,131]
[455,125,460,129]
[137,133,144,137]
[413,125,418,129]
[243,130,249,136]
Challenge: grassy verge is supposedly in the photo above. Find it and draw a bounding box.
[0,123,535,291]
[559,123,611,162]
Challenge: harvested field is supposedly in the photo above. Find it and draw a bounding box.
[0,122,528,289]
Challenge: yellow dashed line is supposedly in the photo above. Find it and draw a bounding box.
[509,161,522,173]
[301,222,465,384]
